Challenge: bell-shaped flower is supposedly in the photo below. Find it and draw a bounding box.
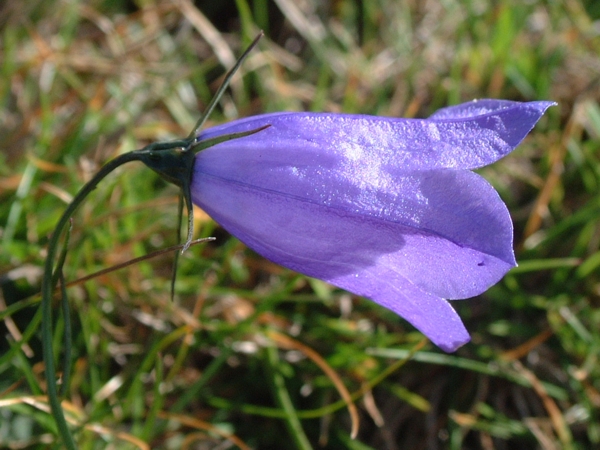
[39,36,554,448]
[190,100,554,352]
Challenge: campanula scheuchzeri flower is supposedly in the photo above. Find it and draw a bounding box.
[190,100,555,352]
[40,34,554,449]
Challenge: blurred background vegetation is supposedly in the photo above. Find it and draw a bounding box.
[1,0,600,448]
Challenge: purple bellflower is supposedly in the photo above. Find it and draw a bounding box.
[190,100,554,352]
[40,36,554,448]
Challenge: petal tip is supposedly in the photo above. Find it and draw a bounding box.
[436,333,471,353]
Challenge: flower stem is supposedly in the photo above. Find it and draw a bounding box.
[41,151,141,449]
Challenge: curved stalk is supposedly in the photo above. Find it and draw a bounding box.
[41,32,265,448]
[41,151,142,450]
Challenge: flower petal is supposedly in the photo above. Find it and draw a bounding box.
[333,267,471,352]
[191,165,510,350]
[197,101,554,171]
[193,158,515,297]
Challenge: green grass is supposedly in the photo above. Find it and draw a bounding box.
[1,0,600,448]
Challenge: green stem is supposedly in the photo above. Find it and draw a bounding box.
[55,220,73,397]
[41,151,141,449]
[40,33,266,448]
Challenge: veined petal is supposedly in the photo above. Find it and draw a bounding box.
[429,99,553,122]
[192,162,515,298]
[191,165,511,350]
[197,100,554,171]
[333,267,470,352]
